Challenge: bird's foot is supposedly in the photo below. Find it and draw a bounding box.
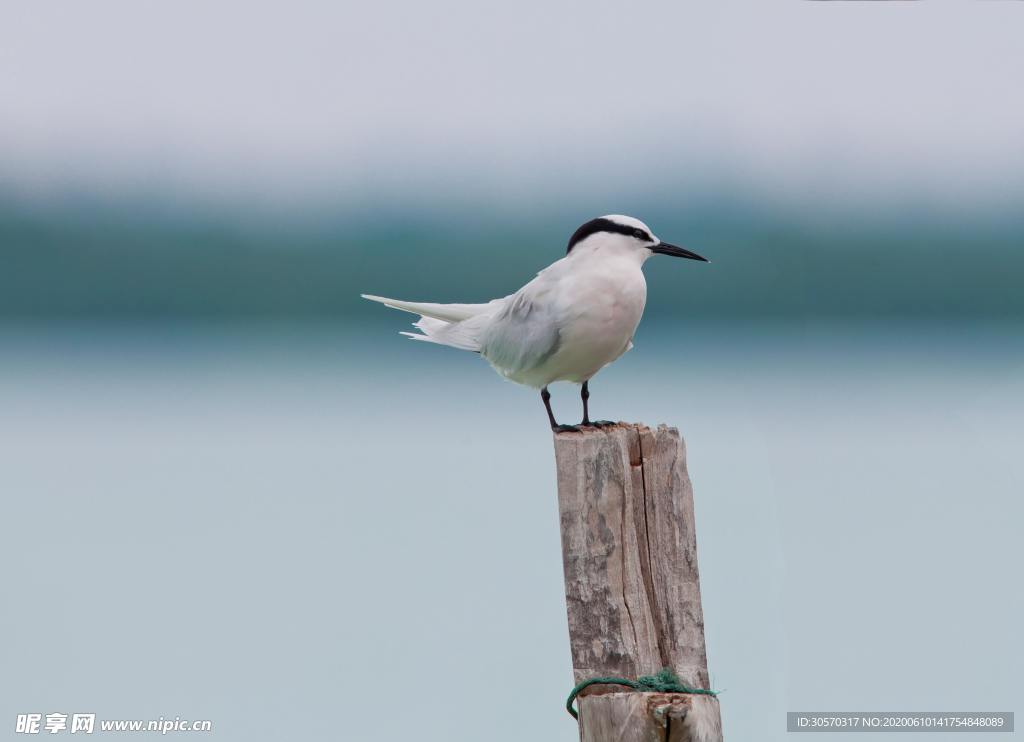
[553,424,581,433]
[583,419,618,428]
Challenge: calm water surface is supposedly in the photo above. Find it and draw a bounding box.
[1,321,1021,741]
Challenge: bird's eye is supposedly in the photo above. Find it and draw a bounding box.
[633,229,647,240]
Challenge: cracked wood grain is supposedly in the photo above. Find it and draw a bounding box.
[554,423,722,741]
[578,693,723,742]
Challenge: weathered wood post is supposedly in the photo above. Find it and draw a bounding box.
[554,423,723,742]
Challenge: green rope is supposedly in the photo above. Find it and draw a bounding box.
[566,668,718,720]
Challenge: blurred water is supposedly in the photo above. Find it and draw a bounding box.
[1,321,1021,741]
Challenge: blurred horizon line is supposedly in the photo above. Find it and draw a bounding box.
[3,162,1024,230]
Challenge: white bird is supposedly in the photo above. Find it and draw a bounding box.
[362,215,708,430]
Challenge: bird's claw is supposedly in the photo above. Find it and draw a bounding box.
[581,420,617,428]
[553,424,581,433]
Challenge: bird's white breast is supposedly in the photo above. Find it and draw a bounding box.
[483,248,647,388]
[551,254,646,380]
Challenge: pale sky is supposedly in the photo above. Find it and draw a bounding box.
[2,1,1022,208]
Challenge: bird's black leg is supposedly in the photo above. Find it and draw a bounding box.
[541,387,558,429]
[581,381,591,426]
[543,386,579,432]
[580,380,615,427]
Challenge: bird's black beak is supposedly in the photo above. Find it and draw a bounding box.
[650,242,709,262]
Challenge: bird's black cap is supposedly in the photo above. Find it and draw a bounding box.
[566,217,652,254]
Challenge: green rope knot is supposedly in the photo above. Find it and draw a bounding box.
[566,668,718,720]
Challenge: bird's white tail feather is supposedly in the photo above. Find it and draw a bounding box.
[398,316,481,351]
[361,294,493,323]
[362,294,496,352]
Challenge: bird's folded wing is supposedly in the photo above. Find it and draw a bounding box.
[479,290,560,376]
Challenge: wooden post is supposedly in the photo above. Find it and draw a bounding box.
[554,423,723,742]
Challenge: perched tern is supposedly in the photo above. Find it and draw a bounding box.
[362,215,708,430]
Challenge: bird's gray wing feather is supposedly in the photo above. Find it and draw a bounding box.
[478,288,560,376]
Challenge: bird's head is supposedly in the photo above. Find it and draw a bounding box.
[566,215,708,263]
